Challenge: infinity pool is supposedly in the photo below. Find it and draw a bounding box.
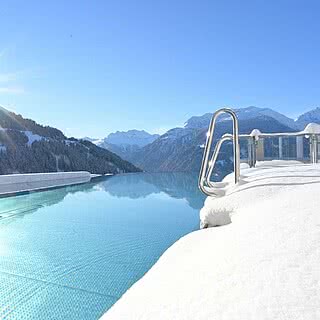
[0,172,205,319]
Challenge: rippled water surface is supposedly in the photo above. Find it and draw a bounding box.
[0,172,205,319]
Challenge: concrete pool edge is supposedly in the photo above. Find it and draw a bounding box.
[0,172,93,197]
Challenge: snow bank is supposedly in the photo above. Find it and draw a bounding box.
[201,160,320,227]
[102,161,320,320]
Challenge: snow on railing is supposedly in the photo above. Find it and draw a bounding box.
[242,122,320,167]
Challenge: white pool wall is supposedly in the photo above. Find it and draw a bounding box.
[0,171,91,195]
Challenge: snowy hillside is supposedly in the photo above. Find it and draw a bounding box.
[0,107,141,175]
[103,161,320,320]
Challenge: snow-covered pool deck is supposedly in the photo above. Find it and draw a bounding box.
[103,161,320,320]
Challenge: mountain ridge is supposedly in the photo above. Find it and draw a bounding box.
[0,107,141,175]
[95,106,320,173]
[129,114,296,172]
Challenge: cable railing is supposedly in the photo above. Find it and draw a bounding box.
[199,108,320,196]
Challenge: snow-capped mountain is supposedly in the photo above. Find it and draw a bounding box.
[104,130,160,147]
[296,107,320,129]
[185,106,297,130]
[84,130,160,162]
[84,130,159,150]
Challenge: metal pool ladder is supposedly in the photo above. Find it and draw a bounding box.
[198,108,240,196]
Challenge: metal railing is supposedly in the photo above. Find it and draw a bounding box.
[198,109,320,196]
[198,108,240,196]
[241,125,320,167]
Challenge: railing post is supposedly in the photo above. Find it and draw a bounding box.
[318,136,320,163]
[279,137,283,159]
[248,138,252,167]
[310,135,318,164]
[256,138,264,161]
[248,137,257,168]
[296,136,304,161]
[252,137,257,167]
[233,116,240,183]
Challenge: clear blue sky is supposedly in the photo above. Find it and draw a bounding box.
[1,0,320,138]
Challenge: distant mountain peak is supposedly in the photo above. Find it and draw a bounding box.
[105,130,160,147]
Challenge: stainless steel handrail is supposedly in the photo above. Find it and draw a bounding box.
[206,133,233,188]
[198,108,240,196]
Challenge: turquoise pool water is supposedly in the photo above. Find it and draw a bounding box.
[0,172,205,319]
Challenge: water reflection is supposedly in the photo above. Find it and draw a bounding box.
[0,172,205,222]
[0,182,99,221]
[102,172,205,209]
